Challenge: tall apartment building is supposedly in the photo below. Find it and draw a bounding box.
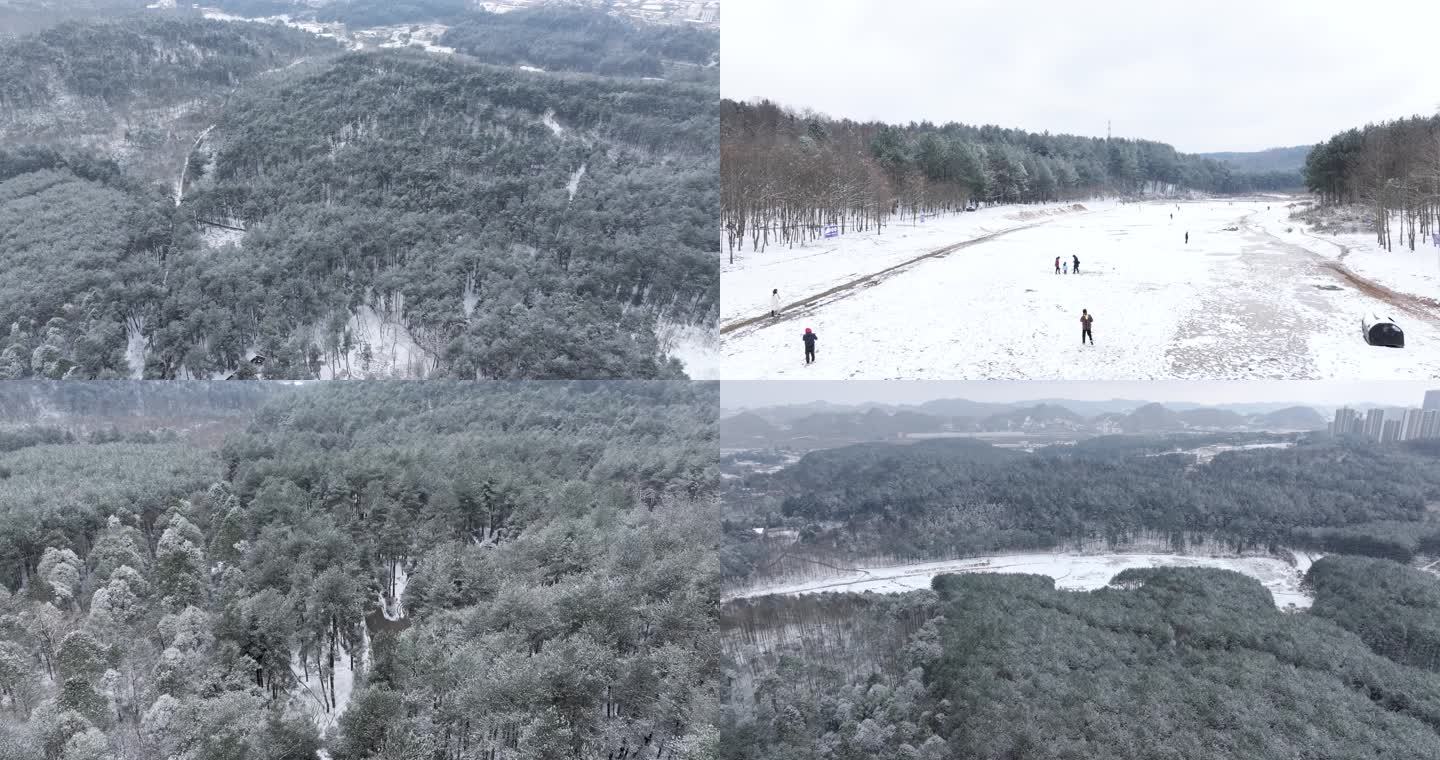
[1424,409,1440,440]
[1382,418,1402,443]
[1332,407,1353,436]
[1425,390,1440,411]
[1364,408,1386,440]
[1402,408,1425,441]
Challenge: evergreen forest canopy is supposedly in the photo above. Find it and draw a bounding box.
[720,561,1440,760]
[202,0,720,81]
[206,0,478,27]
[721,436,1440,586]
[0,0,150,37]
[0,380,720,760]
[440,6,719,78]
[1303,114,1440,252]
[719,99,1301,255]
[0,16,336,181]
[0,11,719,380]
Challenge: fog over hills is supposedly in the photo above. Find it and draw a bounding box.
[722,396,1330,448]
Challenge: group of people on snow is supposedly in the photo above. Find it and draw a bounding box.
[1054,254,1080,275]
[764,254,1103,365]
[768,290,818,364]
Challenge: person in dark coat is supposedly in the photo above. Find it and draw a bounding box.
[1054,256,1061,274]
[802,328,818,364]
[1072,254,1080,274]
[1185,231,1189,244]
[1080,309,1094,345]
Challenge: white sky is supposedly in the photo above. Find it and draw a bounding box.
[721,0,1440,153]
[722,381,1440,410]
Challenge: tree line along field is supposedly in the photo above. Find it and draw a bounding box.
[721,436,1440,588]
[1303,114,1440,252]
[719,99,1299,258]
[0,381,719,760]
[0,10,718,380]
[720,558,1440,760]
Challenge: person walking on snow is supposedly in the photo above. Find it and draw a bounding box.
[770,289,781,317]
[1185,231,1189,245]
[1063,261,1068,274]
[1054,256,1061,274]
[802,328,818,364]
[1080,309,1094,345]
[1072,255,1080,275]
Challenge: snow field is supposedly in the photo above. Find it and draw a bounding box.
[731,550,1320,609]
[657,318,719,379]
[722,200,1440,379]
[1254,203,1440,309]
[721,200,1115,324]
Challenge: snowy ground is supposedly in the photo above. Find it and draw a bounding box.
[721,201,1109,323]
[291,631,363,743]
[730,550,1319,609]
[1154,440,1295,464]
[659,320,719,380]
[200,225,245,249]
[316,303,433,379]
[196,8,455,54]
[722,199,1440,379]
[198,8,365,49]
[379,564,408,621]
[1254,203,1440,311]
[541,109,564,136]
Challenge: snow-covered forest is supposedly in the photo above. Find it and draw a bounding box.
[440,5,718,78]
[721,435,1440,588]
[0,8,718,380]
[0,380,719,759]
[720,425,1440,759]
[720,560,1440,759]
[1304,114,1440,252]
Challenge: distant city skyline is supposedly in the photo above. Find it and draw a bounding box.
[722,381,1440,411]
[1333,405,1440,442]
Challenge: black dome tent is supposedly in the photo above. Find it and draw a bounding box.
[1362,314,1404,348]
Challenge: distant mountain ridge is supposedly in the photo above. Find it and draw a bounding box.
[726,397,1326,420]
[721,399,1329,447]
[1199,145,1311,174]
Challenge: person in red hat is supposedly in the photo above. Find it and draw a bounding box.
[802,327,818,364]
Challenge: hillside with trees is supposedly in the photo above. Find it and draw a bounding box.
[720,99,1300,255]
[1302,114,1440,252]
[207,0,466,25]
[1200,144,1309,173]
[0,13,718,380]
[721,436,1440,586]
[0,380,719,759]
[0,16,336,182]
[721,565,1440,759]
[1307,555,1440,672]
[441,6,718,78]
[0,0,149,37]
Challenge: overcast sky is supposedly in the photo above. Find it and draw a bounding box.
[721,0,1440,153]
[722,381,1440,410]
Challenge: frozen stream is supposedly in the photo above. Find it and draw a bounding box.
[733,550,1320,609]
